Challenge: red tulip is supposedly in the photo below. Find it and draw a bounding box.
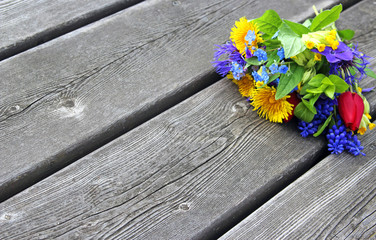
[285,92,300,122]
[338,92,364,131]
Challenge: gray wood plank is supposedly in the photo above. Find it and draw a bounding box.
[220,1,376,238]
[0,0,346,202]
[0,2,372,238]
[0,0,144,60]
[220,128,376,240]
[0,77,328,240]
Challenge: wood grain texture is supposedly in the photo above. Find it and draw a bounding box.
[0,77,328,239]
[0,0,346,201]
[0,0,144,60]
[220,130,376,240]
[220,1,376,239]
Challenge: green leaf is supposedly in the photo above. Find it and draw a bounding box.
[269,73,280,82]
[338,29,355,41]
[309,93,320,105]
[307,88,324,94]
[301,98,317,114]
[310,4,342,31]
[245,57,264,66]
[264,39,281,49]
[254,10,282,38]
[313,114,333,137]
[324,85,336,99]
[301,68,315,84]
[278,23,306,58]
[294,102,315,122]
[283,20,310,36]
[365,68,376,79]
[349,67,357,75]
[328,74,349,93]
[302,19,312,28]
[275,63,305,99]
[302,93,313,99]
[308,74,326,87]
[265,50,280,67]
[321,77,334,86]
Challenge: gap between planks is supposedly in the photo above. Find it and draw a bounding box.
[0,0,362,211]
[2,0,348,203]
[0,0,145,61]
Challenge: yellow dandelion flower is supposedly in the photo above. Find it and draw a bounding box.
[317,44,326,52]
[255,81,264,88]
[305,40,315,49]
[314,53,322,61]
[230,17,263,54]
[230,74,256,98]
[250,85,293,123]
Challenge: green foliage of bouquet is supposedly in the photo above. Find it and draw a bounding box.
[213,4,375,156]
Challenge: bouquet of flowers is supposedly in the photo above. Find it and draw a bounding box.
[213,4,375,156]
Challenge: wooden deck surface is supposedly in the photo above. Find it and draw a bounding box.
[1,0,375,239]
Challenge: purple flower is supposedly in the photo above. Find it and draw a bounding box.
[314,42,371,85]
[212,41,246,77]
[312,42,353,63]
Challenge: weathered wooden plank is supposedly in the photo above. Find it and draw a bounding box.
[0,0,144,60]
[0,77,328,240]
[0,2,372,237]
[0,0,348,201]
[220,124,376,240]
[219,1,376,239]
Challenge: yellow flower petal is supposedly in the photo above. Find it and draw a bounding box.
[358,127,366,135]
[250,86,293,123]
[305,41,315,49]
[230,17,263,55]
[317,44,326,52]
[231,74,256,98]
[314,53,322,61]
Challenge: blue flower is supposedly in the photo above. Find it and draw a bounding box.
[277,48,285,60]
[269,63,279,74]
[231,62,245,80]
[298,97,335,138]
[245,30,256,42]
[326,119,365,156]
[315,98,335,121]
[326,121,347,154]
[298,120,322,137]
[279,65,288,74]
[252,66,269,82]
[345,133,365,156]
[254,48,267,61]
